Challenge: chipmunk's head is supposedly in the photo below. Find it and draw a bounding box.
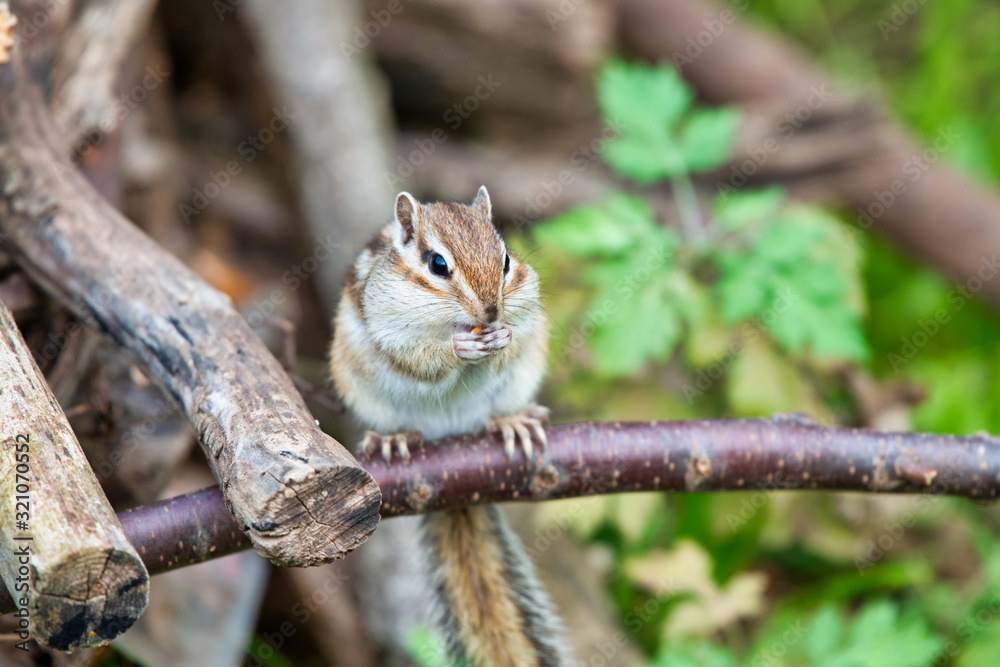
[388,186,538,334]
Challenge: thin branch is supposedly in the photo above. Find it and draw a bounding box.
[4,416,996,614]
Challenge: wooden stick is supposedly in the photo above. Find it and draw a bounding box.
[0,50,382,567]
[4,415,998,614]
[0,301,148,650]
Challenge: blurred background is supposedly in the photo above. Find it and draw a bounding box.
[5,0,1000,665]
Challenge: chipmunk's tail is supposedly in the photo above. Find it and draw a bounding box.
[421,505,570,667]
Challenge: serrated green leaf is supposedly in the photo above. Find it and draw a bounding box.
[597,60,691,137]
[716,256,771,321]
[596,60,736,182]
[713,187,785,231]
[532,205,635,258]
[603,134,679,182]
[589,275,681,377]
[714,198,869,364]
[783,600,944,667]
[532,193,660,259]
[679,107,740,172]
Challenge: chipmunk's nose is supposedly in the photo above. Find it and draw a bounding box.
[483,303,499,323]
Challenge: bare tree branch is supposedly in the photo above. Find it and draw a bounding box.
[4,416,996,614]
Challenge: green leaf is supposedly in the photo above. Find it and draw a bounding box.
[650,641,737,667]
[588,271,682,377]
[679,107,740,172]
[713,187,785,231]
[595,60,738,182]
[597,60,691,137]
[713,196,870,363]
[532,193,660,258]
[603,134,679,182]
[802,604,845,663]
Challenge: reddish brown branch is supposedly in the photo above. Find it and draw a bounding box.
[4,416,996,614]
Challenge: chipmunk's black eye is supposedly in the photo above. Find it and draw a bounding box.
[429,253,450,278]
[504,254,510,274]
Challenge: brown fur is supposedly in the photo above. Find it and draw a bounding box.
[420,201,505,321]
[427,507,540,667]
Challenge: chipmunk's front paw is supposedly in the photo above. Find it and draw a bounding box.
[453,324,511,361]
[488,404,549,461]
[361,430,423,463]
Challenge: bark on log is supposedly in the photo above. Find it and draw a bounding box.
[0,301,148,650]
[0,51,382,566]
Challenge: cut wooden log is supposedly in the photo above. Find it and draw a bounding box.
[0,50,382,566]
[0,301,149,650]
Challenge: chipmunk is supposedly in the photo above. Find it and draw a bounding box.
[329,186,569,666]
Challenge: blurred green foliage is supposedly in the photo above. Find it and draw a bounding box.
[522,5,1000,663]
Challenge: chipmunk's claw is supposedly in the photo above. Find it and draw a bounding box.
[361,430,423,464]
[453,324,512,361]
[488,405,549,461]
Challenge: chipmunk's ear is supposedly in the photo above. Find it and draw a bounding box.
[472,185,492,219]
[395,192,419,245]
